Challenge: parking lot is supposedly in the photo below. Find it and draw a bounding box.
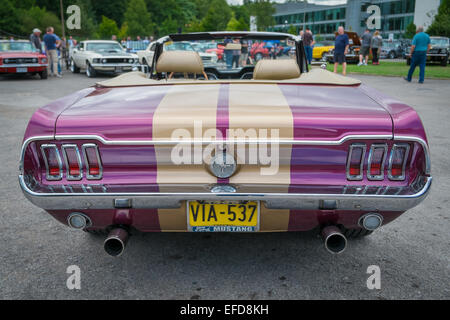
[0,70,449,299]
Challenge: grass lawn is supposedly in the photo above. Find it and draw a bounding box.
[326,61,450,79]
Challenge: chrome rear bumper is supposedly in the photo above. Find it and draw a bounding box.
[19,174,432,212]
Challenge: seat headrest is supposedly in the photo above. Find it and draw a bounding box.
[253,59,301,80]
[156,50,204,74]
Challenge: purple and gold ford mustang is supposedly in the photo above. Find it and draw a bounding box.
[19,32,431,256]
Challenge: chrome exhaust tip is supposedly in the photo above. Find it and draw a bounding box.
[321,226,347,254]
[104,227,129,257]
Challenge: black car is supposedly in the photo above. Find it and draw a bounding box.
[406,37,449,66]
[380,40,405,59]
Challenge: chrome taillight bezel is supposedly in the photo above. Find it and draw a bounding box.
[367,144,388,181]
[82,143,103,180]
[388,143,410,181]
[40,144,63,181]
[61,144,83,181]
[346,143,366,181]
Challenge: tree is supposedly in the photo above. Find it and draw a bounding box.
[427,0,450,37]
[245,0,275,31]
[18,6,62,37]
[123,0,154,38]
[226,13,240,31]
[0,0,21,37]
[404,22,417,39]
[98,16,119,39]
[92,0,128,26]
[287,24,297,35]
[201,0,231,31]
[68,0,97,39]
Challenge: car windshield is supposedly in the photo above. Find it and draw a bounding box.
[86,42,124,53]
[0,41,35,52]
[163,37,296,70]
[430,38,449,46]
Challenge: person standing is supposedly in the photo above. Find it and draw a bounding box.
[405,26,430,84]
[371,31,382,65]
[43,26,61,77]
[232,38,241,68]
[358,28,372,66]
[333,26,349,76]
[303,28,314,64]
[240,39,249,66]
[30,28,42,53]
[224,37,233,70]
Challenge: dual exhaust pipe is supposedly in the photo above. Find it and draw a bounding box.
[102,226,348,256]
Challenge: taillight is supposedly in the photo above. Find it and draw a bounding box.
[82,144,102,179]
[62,145,82,180]
[41,144,63,180]
[346,144,366,180]
[367,144,387,180]
[388,144,410,181]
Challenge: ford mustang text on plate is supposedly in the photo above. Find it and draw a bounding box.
[19,32,431,256]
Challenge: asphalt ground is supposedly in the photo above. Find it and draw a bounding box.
[0,70,448,300]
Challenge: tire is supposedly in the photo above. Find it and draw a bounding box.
[441,58,448,67]
[39,69,48,79]
[70,59,80,73]
[86,63,96,78]
[341,227,373,239]
[406,58,411,66]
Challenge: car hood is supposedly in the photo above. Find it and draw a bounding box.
[55,83,393,141]
[90,51,135,57]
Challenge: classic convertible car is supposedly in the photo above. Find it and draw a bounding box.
[70,40,139,77]
[20,32,431,256]
[0,40,48,79]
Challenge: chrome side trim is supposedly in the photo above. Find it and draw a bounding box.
[367,144,388,181]
[19,174,432,211]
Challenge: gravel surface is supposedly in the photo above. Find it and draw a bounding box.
[0,71,448,300]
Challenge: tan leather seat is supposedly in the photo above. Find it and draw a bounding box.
[155,50,207,79]
[253,59,301,80]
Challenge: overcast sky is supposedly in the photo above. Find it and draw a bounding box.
[227,0,347,5]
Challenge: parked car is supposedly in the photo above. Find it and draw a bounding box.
[70,40,139,78]
[250,41,270,61]
[20,31,431,257]
[0,40,48,79]
[312,41,334,61]
[325,31,367,64]
[137,41,218,69]
[205,43,225,61]
[406,37,449,66]
[380,40,405,59]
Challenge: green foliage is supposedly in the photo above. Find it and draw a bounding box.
[0,0,22,37]
[246,0,275,31]
[18,6,62,37]
[226,13,241,31]
[98,16,119,39]
[427,0,450,37]
[201,0,231,31]
[123,0,154,37]
[404,22,417,39]
[68,0,97,39]
[92,0,128,25]
[287,25,297,35]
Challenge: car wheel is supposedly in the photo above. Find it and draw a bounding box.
[389,51,396,59]
[70,59,80,73]
[39,69,48,79]
[341,227,373,239]
[255,53,263,61]
[86,63,96,78]
[441,58,448,67]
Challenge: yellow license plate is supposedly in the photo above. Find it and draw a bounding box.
[187,201,260,232]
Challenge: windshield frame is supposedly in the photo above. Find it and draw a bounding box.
[0,41,36,52]
[85,42,125,53]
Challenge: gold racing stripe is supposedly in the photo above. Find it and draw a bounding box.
[152,84,221,231]
[228,83,294,231]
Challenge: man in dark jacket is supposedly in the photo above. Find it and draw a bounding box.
[30,28,42,53]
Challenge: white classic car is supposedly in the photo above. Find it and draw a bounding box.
[70,40,139,77]
[137,41,218,69]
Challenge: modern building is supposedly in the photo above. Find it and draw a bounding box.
[270,0,441,39]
